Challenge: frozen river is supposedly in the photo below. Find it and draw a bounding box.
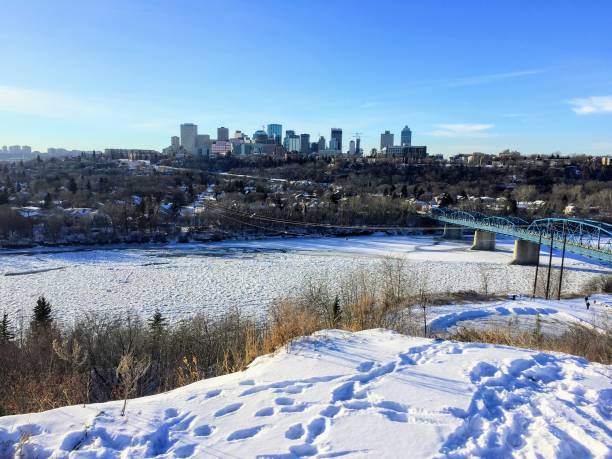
[0,234,609,325]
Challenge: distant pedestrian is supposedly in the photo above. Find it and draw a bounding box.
[585,296,590,310]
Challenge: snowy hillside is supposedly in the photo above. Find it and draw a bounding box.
[428,294,612,335]
[1,330,610,458]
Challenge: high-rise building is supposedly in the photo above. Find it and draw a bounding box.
[286,134,301,152]
[380,130,394,150]
[401,126,412,146]
[180,123,198,154]
[171,136,180,148]
[283,130,295,150]
[267,124,282,145]
[331,128,342,152]
[217,126,229,141]
[318,136,326,151]
[349,140,356,155]
[300,134,310,154]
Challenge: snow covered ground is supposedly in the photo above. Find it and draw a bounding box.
[0,234,608,326]
[428,294,612,335]
[1,329,610,458]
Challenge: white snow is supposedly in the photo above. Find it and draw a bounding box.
[428,294,612,335]
[1,329,610,458]
[0,235,608,325]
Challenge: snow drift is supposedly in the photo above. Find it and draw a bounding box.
[0,329,610,458]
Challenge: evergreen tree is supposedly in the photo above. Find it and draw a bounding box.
[31,296,53,330]
[0,313,15,343]
[148,310,167,334]
[332,296,342,327]
[43,192,53,209]
[68,177,78,194]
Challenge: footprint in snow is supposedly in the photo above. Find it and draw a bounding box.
[274,397,294,406]
[320,405,340,418]
[193,425,214,437]
[285,423,305,440]
[357,361,375,372]
[280,403,309,413]
[255,407,275,417]
[205,389,222,399]
[227,425,265,441]
[214,403,242,417]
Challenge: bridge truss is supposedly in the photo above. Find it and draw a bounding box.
[430,208,612,264]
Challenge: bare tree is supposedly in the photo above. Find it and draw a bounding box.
[117,353,150,416]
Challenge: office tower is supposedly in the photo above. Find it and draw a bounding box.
[349,140,356,155]
[195,135,211,156]
[233,130,244,139]
[318,136,326,151]
[331,128,342,152]
[180,123,198,153]
[300,134,311,154]
[311,142,319,153]
[401,126,412,146]
[283,130,295,149]
[356,137,361,155]
[217,126,229,141]
[171,136,180,148]
[267,124,282,145]
[287,134,301,152]
[380,130,394,150]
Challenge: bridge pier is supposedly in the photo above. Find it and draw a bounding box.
[443,224,464,240]
[511,239,540,265]
[471,230,496,251]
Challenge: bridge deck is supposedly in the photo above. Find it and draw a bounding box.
[432,214,612,264]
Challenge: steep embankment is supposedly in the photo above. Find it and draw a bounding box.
[1,329,610,458]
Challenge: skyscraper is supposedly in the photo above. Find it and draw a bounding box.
[349,140,356,155]
[171,136,179,148]
[217,126,229,141]
[267,124,282,145]
[318,136,326,151]
[380,130,394,150]
[300,134,310,155]
[180,123,198,154]
[283,130,295,150]
[331,128,342,152]
[401,126,412,146]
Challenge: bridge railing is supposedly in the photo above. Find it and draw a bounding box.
[430,208,612,263]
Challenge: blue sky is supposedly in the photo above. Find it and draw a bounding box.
[1,0,611,155]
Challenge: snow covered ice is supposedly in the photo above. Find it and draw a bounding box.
[0,234,608,325]
[1,329,610,458]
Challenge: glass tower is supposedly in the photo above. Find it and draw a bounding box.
[267,124,282,145]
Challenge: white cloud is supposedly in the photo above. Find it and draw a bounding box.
[569,96,612,115]
[446,69,545,87]
[430,123,495,137]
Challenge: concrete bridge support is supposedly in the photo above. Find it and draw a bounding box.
[471,230,496,251]
[511,239,540,265]
[443,224,464,240]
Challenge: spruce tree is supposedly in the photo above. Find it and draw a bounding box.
[0,313,15,343]
[148,310,167,334]
[31,296,53,330]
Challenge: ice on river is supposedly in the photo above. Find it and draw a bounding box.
[0,234,609,325]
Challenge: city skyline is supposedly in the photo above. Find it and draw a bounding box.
[1,1,611,155]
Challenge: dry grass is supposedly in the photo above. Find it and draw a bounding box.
[1,259,610,416]
[451,319,612,365]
